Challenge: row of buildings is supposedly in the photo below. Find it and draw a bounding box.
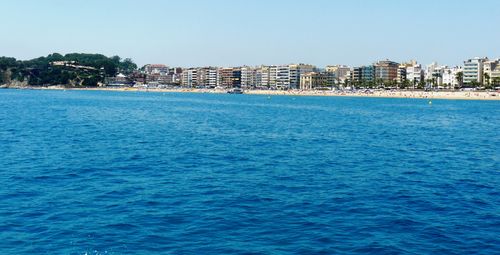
[128,57,500,90]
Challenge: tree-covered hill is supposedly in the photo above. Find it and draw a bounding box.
[0,53,137,87]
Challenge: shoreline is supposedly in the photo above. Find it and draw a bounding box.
[3,86,500,101]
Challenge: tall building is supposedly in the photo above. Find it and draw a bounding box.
[197,67,218,87]
[425,62,439,81]
[269,66,278,88]
[268,64,316,89]
[374,60,399,82]
[276,65,291,89]
[351,67,362,82]
[241,66,257,88]
[397,66,407,83]
[218,68,234,88]
[463,57,487,84]
[351,66,374,82]
[289,64,315,89]
[405,63,424,85]
[397,61,417,83]
[181,68,198,87]
[425,62,450,86]
[256,66,271,87]
[231,68,242,88]
[361,66,375,82]
[483,59,500,85]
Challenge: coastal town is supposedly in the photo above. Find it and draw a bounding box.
[1,55,499,99]
[107,57,500,92]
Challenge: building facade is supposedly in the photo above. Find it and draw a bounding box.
[326,65,350,82]
[241,66,257,88]
[197,67,218,87]
[144,64,169,75]
[300,72,336,90]
[406,63,424,85]
[463,57,487,84]
[442,66,462,88]
[351,67,362,82]
[483,59,500,85]
[289,64,315,89]
[361,66,375,82]
[181,68,198,87]
[374,60,399,82]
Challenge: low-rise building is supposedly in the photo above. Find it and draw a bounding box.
[326,65,350,82]
[300,72,336,90]
[144,64,169,75]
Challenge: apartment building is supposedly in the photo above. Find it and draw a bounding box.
[197,67,219,87]
[326,65,350,82]
[241,66,257,88]
[218,68,234,88]
[181,68,198,87]
[300,72,336,90]
[463,57,487,84]
[289,64,315,89]
[483,59,500,85]
[405,63,424,85]
[144,64,169,75]
[374,60,399,82]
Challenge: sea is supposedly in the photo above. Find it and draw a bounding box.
[0,89,499,255]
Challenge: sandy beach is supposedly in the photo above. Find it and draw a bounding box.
[7,86,500,100]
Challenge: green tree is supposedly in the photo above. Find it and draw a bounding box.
[119,58,138,74]
[469,80,480,88]
[492,77,500,86]
[401,79,410,89]
[483,73,491,89]
[417,80,426,89]
[455,71,463,89]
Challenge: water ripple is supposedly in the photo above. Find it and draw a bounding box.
[0,90,499,254]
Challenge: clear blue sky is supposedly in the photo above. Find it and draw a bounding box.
[0,0,498,67]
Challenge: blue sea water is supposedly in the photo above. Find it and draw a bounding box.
[0,89,499,255]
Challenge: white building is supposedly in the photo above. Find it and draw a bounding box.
[442,66,462,88]
[272,64,315,89]
[425,62,439,81]
[241,66,257,88]
[406,63,424,85]
[289,64,315,89]
[197,67,218,87]
[276,65,290,89]
[463,57,487,84]
[326,65,350,82]
[256,66,270,87]
[181,68,198,87]
[483,59,500,85]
